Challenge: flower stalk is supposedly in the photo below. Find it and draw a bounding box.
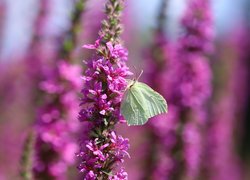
[20,131,35,180]
[77,0,131,179]
[60,0,86,60]
[33,1,86,179]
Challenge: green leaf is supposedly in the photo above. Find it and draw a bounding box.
[120,80,168,126]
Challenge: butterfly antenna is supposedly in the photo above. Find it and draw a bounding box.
[135,70,143,82]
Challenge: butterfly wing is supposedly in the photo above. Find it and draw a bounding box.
[135,82,168,119]
[121,86,148,126]
[121,81,167,126]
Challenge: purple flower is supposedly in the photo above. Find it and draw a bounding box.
[110,131,130,162]
[183,121,202,178]
[107,42,128,61]
[170,54,212,109]
[78,40,131,179]
[110,168,128,180]
[77,1,131,178]
[143,29,179,179]
[85,170,97,180]
[171,0,214,178]
[34,61,82,179]
[83,38,101,49]
[143,0,214,179]
[79,42,132,125]
[86,140,109,161]
[77,132,129,178]
[180,0,214,54]
[206,98,243,180]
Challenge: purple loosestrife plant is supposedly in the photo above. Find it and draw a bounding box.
[203,28,248,180]
[207,98,243,180]
[180,0,214,54]
[145,0,213,179]
[171,0,214,179]
[25,0,52,99]
[143,0,178,179]
[33,1,86,179]
[77,0,132,179]
[177,0,214,100]
[22,0,54,177]
[34,61,82,179]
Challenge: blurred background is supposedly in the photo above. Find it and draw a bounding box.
[0,0,249,179]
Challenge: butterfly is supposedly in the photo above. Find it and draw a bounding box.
[120,78,168,126]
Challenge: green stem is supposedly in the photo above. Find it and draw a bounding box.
[20,130,35,180]
[99,0,124,44]
[60,0,87,60]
